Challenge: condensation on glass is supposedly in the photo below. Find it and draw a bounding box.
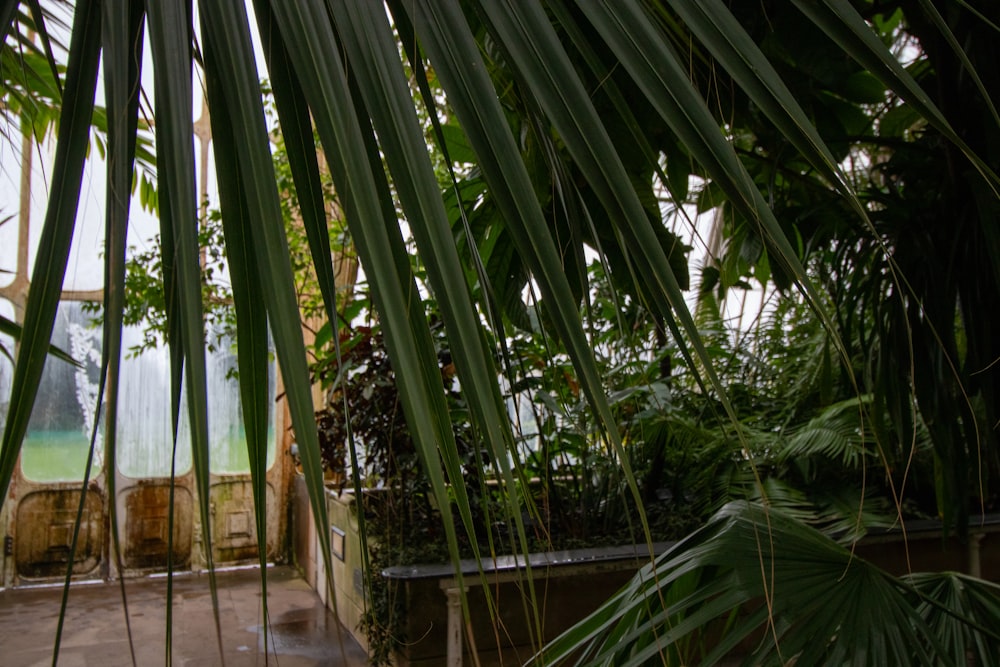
[3,300,277,482]
[0,299,14,448]
[116,324,277,478]
[19,302,104,482]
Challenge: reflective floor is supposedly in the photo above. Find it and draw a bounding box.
[0,565,368,666]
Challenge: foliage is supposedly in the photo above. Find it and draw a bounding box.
[95,84,352,359]
[2,3,156,200]
[3,0,1000,664]
[1,3,69,144]
[688,0,1000,531]
[314,321,497,664]
[534,501,1000,666]
[83,212,235,355]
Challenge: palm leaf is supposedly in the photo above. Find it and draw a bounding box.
[265,0,472,600]
[907,572,1000,665]
[252,1,340,324]
[0,312,79,366]
[144,1,221,659]
[93,0,145,662]
[403,3,642,538]
[0,0,18,37]
[534,501,984,666]
[199,0,274,647]
[0,0,99,517]
[779,397,874,467]
[791,0,1000,191]
[334,0,550,641]
[24,0,62,97]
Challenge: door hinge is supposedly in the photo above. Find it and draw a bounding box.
[3,535,12,557]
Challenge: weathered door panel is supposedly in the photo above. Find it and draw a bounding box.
[209,479,279,564]
[121,483,194,571]
[6,303,108,586]
[14,488,104,580]
[2,318,289,585]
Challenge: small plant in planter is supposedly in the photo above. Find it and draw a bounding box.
[311,319,497,664]
[312,322,483,513]
[308,259,927,664]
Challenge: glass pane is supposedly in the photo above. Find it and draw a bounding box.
[206,334,277,475]
[0,299,13,435]
[21,302,104,482]
[116,328,276,478]
[116,327,194,478]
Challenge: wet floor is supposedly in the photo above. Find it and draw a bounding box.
[0,565,369,666]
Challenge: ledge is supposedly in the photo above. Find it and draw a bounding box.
[858,513,1000,544]
[382,541,674,581]
[383,513,1000,580]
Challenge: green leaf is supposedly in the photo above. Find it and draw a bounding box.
[440,122,477,164]
[792,0,1000,191]
[880,103,924,137]
[843,70,888,104]
[0,313,80,366]
[145,0,220,659]
[200,0,274,642]
[536,502,969,666]
[88,1,145,662]
[0,0,100,517]
[253,3,341,326]
[265,0,468,599]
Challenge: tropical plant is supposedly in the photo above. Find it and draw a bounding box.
[2,0,1000,665]
[535,501,1000,666]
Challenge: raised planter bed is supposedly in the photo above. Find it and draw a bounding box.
[317,487,670,666]
[294,481,1000,666]
[382,541,674,667]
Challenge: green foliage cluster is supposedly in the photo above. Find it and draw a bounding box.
[92,213,234,355]
[5,0,1000,664]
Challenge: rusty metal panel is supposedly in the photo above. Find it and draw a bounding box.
[210,480,277,564]
[15,490,103,579]
[123,484,193,570]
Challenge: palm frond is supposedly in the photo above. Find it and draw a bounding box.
[779,397,874,468]
[907,572,1000,666]
[2,2,999,666]
[534,501,995,666]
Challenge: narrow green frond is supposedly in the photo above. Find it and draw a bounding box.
[260,1,459,612]
[405,3,639,545]
[25,0,62,97]
[0,313,80,366]
[0,0,100,512]
[253,6,340,324]
[145,0,222,660]
[98,0,145,660]
[200,0,274,644]
[569,1,859,522]
[792,0,1000,191]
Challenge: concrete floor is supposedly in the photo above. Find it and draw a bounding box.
[0,566,369,667]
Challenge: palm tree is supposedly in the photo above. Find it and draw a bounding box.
[2,0,999,664]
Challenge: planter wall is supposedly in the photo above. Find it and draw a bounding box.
[856,517,1000,580]
[326,487,371,655]
[383,550,663,667]
[321,488,669,666]
[291,480,371,654]
[293,482,1000,666]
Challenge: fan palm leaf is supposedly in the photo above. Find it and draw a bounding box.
[534,502,1000,666]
